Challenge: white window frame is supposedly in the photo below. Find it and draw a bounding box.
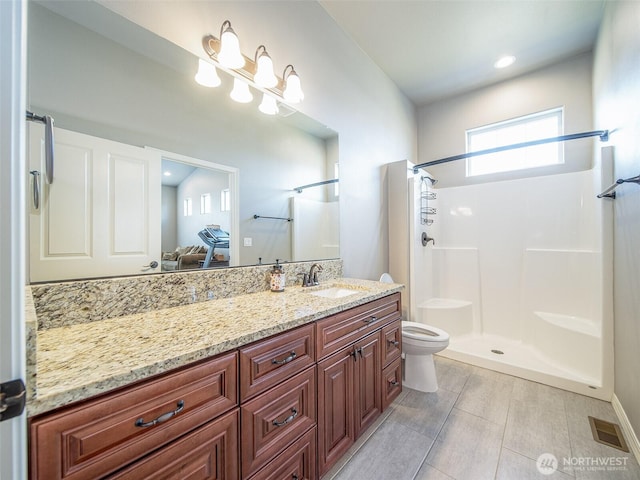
[466,107,564,177]
[183,197,192,216]
[200,193,211,214]
[220,189,230,212]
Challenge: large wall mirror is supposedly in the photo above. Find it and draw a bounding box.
[27,1,339,283]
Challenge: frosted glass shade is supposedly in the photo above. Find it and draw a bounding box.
[258,94,279,115]
[254,53,278,88]
[283,71,304,103]
[218,28,245,69]
[230,78,253,103]
[194,59,221,87]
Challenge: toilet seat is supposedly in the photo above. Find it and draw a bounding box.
[402,321,449,342]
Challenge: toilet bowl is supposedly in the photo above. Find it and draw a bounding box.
[379,273,450,393]
[401,321,449,392]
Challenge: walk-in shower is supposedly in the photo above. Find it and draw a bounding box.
[388,151,614,400]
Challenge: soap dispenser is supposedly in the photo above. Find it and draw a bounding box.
[270,260,286,292]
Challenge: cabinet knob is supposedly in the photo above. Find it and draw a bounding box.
[387,339,399,347]
[362,315,377,324]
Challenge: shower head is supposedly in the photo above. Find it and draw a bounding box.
[423,175,438,185]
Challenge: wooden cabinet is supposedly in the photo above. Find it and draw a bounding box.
[29,292,402,480]
[241,367,316,478]
[316,293,401,476]
[239,324,315,403]
[107,409,239,480]
[29,351,238,479]
[248,427,316,480]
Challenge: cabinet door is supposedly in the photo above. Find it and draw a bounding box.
[28,125,161,282]
[240,367,316,478]
[317,348,355,477]
[239,324,315,402]
[108,408,239,480]
[354,332,382,438]
[382,357,402,411]
[381,319,402,368]
[248,427,316,480]
[30,352,238,480]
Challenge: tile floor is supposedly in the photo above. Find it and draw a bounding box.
[326,356,640,480]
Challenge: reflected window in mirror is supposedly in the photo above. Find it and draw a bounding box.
[183,198,193,216]
[221,189,230,212]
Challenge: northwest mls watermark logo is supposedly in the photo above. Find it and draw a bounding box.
[536,452,629,475]
[536,453,558,475]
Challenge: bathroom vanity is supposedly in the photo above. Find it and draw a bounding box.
[27,277,402,479]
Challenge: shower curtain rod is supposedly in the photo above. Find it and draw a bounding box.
[412,129,609,174]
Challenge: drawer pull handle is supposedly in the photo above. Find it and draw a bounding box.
[135,400,184,428]
[292,475,299,480]
[389,379,400,386]
[273,408,298,427]
[363,315,377,324]
[272,351,297,365]
[388,339,400,347]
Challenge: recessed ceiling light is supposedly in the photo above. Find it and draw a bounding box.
[163,171,172,176]
[494,55,516,69]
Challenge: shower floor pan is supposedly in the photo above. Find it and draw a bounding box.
[437,333,608,400]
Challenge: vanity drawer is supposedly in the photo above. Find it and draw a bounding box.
[241,366,316,478]
[381,318,402,367]
[248,427,316,480]
[316,293,401,360]
[108,408,239,480]
[30,351,238,480]
[239,324,315,402]
[382,357,402,411]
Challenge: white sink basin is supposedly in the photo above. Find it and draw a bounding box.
[308,287,361,299]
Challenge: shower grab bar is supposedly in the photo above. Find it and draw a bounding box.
[412,130,609,173]
[293,178,338,193]
[253,214,293,222]
[26,111,55,184]
[597,174,640,199]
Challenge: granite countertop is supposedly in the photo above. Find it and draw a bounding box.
[30,278,403,417]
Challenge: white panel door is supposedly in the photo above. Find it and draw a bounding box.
[29,126,161,282]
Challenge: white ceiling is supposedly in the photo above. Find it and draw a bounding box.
[320,0,606,106]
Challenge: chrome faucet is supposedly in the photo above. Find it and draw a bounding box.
[303,263,323,287]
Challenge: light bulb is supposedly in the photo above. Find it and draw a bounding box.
[218,23,245,69]
[283,69,304,103]
[230,78,253,103]
[259,94,279,115]
[254,51,278,88]
[194,59,221,87]
[494,55,516,69]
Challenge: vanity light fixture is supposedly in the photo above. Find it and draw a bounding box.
[254,45,278,88]
[199,20,304,113]
[230,78,253,103]
[217,20,245,69]
[195,59,222,87]
[258,93,279,115]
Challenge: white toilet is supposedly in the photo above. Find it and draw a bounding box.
[379,274,450,393]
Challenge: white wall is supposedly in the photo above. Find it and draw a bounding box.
[161,186,178,252]
[418,52,594,187]
[593,0,640,444]
[96,0,417,280]
[175,168,230,250]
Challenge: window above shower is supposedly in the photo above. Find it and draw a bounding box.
[466,107,564,177]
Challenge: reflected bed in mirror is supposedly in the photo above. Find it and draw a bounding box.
[27,1,340,283]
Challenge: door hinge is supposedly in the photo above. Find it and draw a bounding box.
[0,379,26,421]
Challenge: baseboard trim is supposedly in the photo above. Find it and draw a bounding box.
[612,393,640,464]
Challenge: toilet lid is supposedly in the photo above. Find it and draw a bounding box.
[402,321,449,342]
[379,273,394,284]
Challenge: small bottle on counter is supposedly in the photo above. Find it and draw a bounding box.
[270,260,286,292]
